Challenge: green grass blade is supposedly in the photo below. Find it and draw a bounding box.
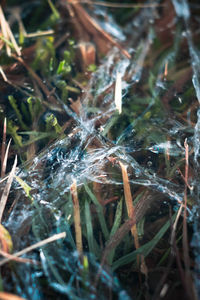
[110,198,123,238]
[112,213,177,271]
[84,199,96,255]
[107,198,123,264]
[84,184,109,240]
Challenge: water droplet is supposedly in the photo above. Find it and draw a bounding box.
[182,31,187,37]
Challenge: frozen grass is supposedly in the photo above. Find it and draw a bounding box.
[0,0,199,299]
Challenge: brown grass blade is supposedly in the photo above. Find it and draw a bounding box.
[119,161,139,249]
[0,6,10,56]
[1,139,11,179]
[164,60,168,78]
[119,162,148,276]
[70,0,162,9]
[70,180,83,254]
[24,30,54,38]
[0,232,66,267]
[0,292,26,300]
[0,155,17,223]
[171,139,197,300]
[1,118,7,177]
[170,203,183,247]
[0,249,39,265]
[68,1,131,59]
[183,138,189,270]
[4,17,21,57]
[0,66,8,82]
[0,5,21,56]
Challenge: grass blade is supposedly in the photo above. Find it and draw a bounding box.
[0,232,66,267]
[119,161,139,249]
[84,199,96,255]
[1,138,11,179]
[71,180,83,254]
[84,184,109,240]
[112,213,177,271]
[107,198,123,264]
[0,155,17,223]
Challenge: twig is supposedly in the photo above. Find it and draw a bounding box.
[0,232,66,266]
[0,155,17,223]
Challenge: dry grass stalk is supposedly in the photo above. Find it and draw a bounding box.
[0,66,8,82]
[69,97,82,115]
[182,138,196,299]
[170,202,183,247]
[114,72,122,114]
[1,139,11,179]
[183,138,189,271]
[70,0,161,9]
[165,139,170,161]
[164,61,168,77]
[119,161,148,275]
[119,161,139,248]
[0,5,21,56]
[24,30,54,38]
[0,232,66,267]
[0,249,39,265]
[0,175,9,184]
[0,155,17,223]
[67,0,131,59]
[70,180,83,254]
[170,139,196,299]
[1,118,7,177]
[0,291,26,300]
[177,167,193,190]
